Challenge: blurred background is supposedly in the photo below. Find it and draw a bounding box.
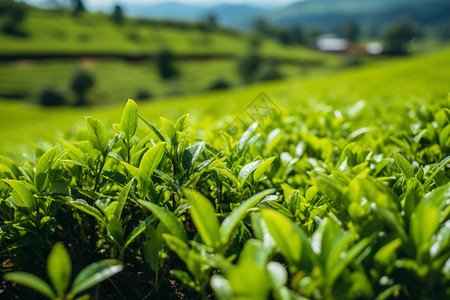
[1,0,449,107]
[1,0,450,152]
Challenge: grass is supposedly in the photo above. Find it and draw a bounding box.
[1,46,449,154]
[0,8,327,62]
[0,58,305,102]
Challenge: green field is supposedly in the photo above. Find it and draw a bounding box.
[1,3,450,299]
[0,8,327,62]
[0,58,308,102]
[1,46,450,298]
[1,46,449,153]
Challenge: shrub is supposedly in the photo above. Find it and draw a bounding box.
[71,0,85,15]
[37,86,69,106]
[383,18,422,55]
[135,88,153,101]
[257,58,284,82]
[111,4,124,25]
[207,79,231,91]
[154,49,179,80]
[0,0,28,37]
[70,69,95,106]
[237,50,262,83]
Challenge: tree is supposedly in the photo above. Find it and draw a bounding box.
[112,4,124,25]
[383,18,422,55]
[155,49,179,80]
[38,86,68,106]
[291,25,305,45]
[253,17,270,36]
[0,0,28,36]
[258,58,284,82]
[339,21,359,42]
[71,69,95,106]
[305,27,323,48]
[205,14,217,30]
[237,50,262,83]
[71,0,85,14]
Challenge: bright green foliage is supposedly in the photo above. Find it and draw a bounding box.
[1,70,450,299]
[85,117,109,154]
[47,242,71,297]
[4,242,122,299]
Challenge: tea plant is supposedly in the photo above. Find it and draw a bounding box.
[4,242,122,300]
[1,97,449,299]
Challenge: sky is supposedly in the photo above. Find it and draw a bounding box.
[87,0,298,7]
[24,0,300,9]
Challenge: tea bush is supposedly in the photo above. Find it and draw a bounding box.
[1,97,449,299]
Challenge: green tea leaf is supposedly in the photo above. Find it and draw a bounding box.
[213,167,240,187]
[171,270,195,289]
[3,180,36,211]
[251,214,276,251]
[106,132,122,154]
[444,108,450,124]
[138,200,187,242]
[424,155,450,190]
[237,121,258,154]
[107,217,124,246]
[267,261,288,288]
[114,178,134,220]
[120,161,139,178]
[227,259,270,299]
[403,178,423,219]
[34,146,59,192]
[430,220,450,258]
[410,186,445,247]
[69,199,106,225]
[394,152,414,179]
[253,157,276,182]
[70,259,123,297]
[121,99,138,141]
[184,189,220,250]
[374,238,402,265]
[85,117,109,153]
[175,114,189,132]
[182,141,205,171]
[60,160,93,172]
[267,201,294,218]
[163,234,191,262]
[47,242,71,296]
[161,117,177,143]
[124,215,155,248]
[238,239,268,268]
[4,272,55,299]
[328,234,374,290]
[220,189,275,244]
[238,160,263,182]
[138,113,165,142]
[260,209,313,272]
[211,275,233,300]
[139,143,165,199]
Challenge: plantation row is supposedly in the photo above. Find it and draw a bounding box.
[1,98,449,299]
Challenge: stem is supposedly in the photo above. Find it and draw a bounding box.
[94,151,108,191]
[125,139,131,164]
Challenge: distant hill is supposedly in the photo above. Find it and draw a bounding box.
[204,4,269,30]
[267,0,450,34]
[119,2,268,30]
[124,2,204,21]
[0,7,327,63]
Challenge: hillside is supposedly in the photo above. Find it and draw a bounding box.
[0,7,324,62]
[1,4,450,298]
[122,2,269,30]
[268,0,450,33]
[1,46,449,152]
